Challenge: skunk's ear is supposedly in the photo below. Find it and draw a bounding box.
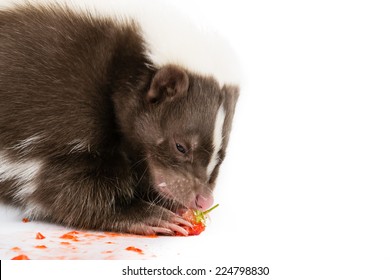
[147,65,189,103]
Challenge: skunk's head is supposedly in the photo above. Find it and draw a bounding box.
[130,65,239,210]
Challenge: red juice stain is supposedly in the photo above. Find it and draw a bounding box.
[22,218,30,223]
[60,242,71,245]
[105,241,115,244]
[34,245,47,249]
[36,232,46,239]
[125,246,143,254]
[83,233,97,238]
[11,247,21,251]
[102,250,113,254]
[12,254,30,260]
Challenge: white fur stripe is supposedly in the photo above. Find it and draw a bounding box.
[0,151,42,200]
[207,106,226,178]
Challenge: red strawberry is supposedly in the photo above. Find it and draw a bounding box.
[185,222,205,236]
[176,204,219,236]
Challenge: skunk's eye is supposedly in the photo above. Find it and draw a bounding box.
[176,143,187,154]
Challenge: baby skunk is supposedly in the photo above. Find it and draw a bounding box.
[0,0,240,235]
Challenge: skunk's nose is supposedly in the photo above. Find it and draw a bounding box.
[194,194,214,210]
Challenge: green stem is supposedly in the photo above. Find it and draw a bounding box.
[201,203,220,215]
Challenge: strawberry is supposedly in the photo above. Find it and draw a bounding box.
[176,204,219,236]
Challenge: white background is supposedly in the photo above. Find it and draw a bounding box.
[1,0,390,279]
[165,0,390,278]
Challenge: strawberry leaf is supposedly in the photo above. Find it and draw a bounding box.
[193,203,219,224]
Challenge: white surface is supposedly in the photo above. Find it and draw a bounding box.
[1,0,390,279]
[0,205,237,260]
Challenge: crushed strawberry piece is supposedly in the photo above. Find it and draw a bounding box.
[12,254,30,260]
[34,245,47,249]
[22,218,30,223]
[36,232,45,239]
[60,231,79,241]
[125,246,143,254]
